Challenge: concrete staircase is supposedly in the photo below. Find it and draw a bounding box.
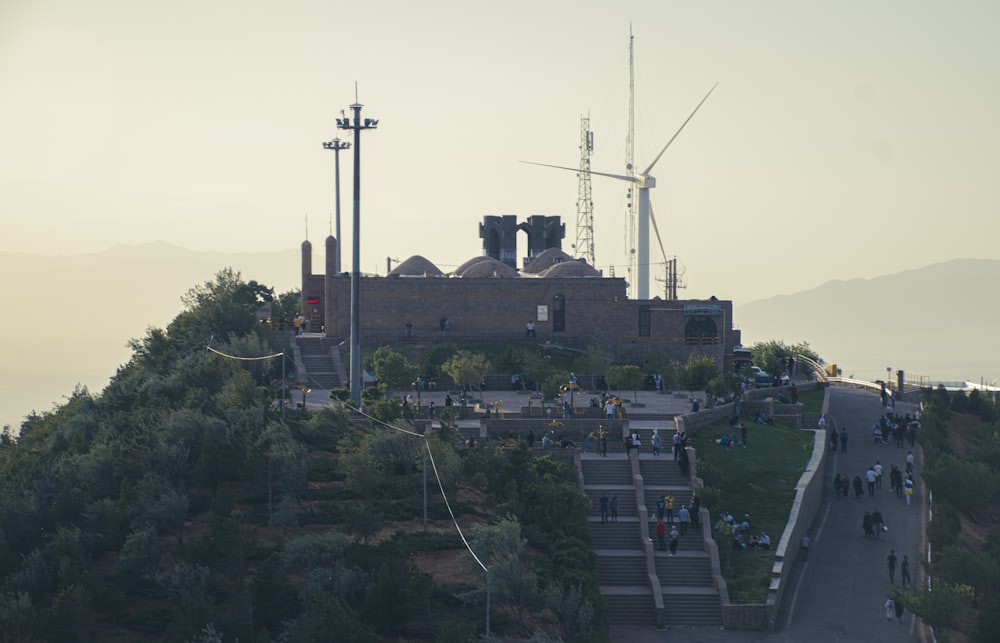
[580,452,722,628]
[295,336,342,389]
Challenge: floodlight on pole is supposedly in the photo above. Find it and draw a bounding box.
[322,138,351,273]
[337,102,378,406]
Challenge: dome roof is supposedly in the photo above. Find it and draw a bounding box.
[523,247,574,274]
[539,259,601,278]
[453,255,494,275]
[389,255,444,277]
[456,257,519,278]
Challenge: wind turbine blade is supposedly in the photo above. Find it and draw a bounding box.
[521,161,639,184]
[642,82,718,176]
[649,202,667,262]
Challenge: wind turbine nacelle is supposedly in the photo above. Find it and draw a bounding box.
[640,176,656,189]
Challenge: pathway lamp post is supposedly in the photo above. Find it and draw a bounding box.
[336,103,378,406]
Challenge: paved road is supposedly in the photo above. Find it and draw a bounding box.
[612,386,928,643]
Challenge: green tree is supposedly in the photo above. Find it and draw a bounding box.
[442,350,491,393]
[678,353,718,393]
[419,342,460,378]
[175,268,274,341]
[271,289,301,323]
[370,346,418,393]
[606,364,644,401]
[748,340,820,379]
[936,545,1000,596]
[575,345,612,382]
[904,579,975,633]
[521,353,556,392]
[469,515,537,630]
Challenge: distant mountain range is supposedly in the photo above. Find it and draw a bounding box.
[2,246,996,430]
[735,258,1000,384]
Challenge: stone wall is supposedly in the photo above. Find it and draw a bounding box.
[312,270,741,367]
[683,383,831,630]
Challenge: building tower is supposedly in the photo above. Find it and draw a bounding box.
[575,116,595,266]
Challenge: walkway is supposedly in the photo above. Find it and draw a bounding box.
[610,386,927,642]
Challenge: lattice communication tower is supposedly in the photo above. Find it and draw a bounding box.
[575,116,595,266]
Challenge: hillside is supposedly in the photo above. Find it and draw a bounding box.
[0,270,605,642]
[736,258,1000,383]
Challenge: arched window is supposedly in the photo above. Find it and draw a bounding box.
[552,294,565,332]
[638,305,651,337]
[684,316,718,344]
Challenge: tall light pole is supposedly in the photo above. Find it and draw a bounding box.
[337,103,378,406]
[322,137,350,273]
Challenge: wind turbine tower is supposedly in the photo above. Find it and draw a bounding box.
[575,116,595,266]
[524,34,716,301]
[625,29,638,297]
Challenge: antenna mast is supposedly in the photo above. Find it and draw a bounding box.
[575,116,595,266]
[625,28,638,298]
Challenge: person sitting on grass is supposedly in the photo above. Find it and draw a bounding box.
[758,532,772,550]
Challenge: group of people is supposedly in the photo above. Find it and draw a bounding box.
[653,492,700,555]
[714,510,771,552]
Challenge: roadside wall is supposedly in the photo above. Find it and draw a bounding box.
[684,384,831,630]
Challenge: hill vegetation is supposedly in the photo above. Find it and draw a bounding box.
[899,388,1000,642]
[0,269,606,642]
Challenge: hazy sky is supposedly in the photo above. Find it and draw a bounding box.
[2,0,999,303]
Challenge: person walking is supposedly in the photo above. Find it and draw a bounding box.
[853,475,864,499]
[599,492,609,524]
[656,495,666,522]
[840,427,848,452]
[678,505,690,535]
[664,493,675,524]
[656,519,667,552]
[669,525,680,556]
[866,467,877,496]
[610,495,619,522]
[871,508,885,539]
[901,555,911,587]
[652,430,662,456]
[599,428,608,457]
[887,549,898,583]
[903,475,915,506]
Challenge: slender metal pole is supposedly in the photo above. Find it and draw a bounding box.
[423,438,428,530]
[486,569,491,635]
[333,143,343,274]
[349,106,362,406]
[281,350,286,417]
[334,101,376,407]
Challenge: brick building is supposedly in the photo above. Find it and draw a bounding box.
[301,216,741,368]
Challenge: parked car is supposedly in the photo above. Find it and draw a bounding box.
[754,371,775,388]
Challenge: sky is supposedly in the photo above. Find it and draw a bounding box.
[2,0,1000,306]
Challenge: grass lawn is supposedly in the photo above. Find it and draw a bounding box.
[691,419,814,603]
[796,388,824,414]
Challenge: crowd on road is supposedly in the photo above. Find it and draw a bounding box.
[827,399,921,629]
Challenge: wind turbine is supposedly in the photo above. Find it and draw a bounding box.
[525,82,717,299]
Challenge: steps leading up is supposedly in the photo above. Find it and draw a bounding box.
[296,336,341,389]
[579,449,723,629]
